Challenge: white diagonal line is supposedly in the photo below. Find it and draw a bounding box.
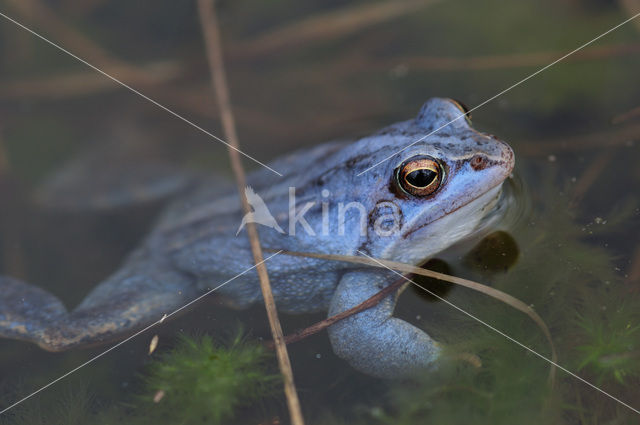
[0,250,283,416]
[0,11,282,177]
[358,11,640,176]
[356,250,640,416]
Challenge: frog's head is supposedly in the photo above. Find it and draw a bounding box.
[347,98,515,264]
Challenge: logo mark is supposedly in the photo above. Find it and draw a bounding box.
[236,186,285,235]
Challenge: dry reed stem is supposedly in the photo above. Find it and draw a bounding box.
[196,1,305,424]
[518,122,640,155]
[231,0,441,58]
[612,105,640,124]
[619,0,640,32]
[372,43,640,71]
[0,61,182,100]
[7,0,150,81]
[289,43,640,87]
[265,275,409,349]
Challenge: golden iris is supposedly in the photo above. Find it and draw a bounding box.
[397,156,442,196]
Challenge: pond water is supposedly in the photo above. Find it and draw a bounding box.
[0,0,639,424]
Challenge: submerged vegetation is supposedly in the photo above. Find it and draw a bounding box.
[0,0,638,424]
[136,333,279,425]
[7,178,635,425]
[0,334,280,425]
[0,180,638,425]
[353,177,640,425]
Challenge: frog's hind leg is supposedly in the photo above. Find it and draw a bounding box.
[0,276,68,348]
[0,261,198,351]
[327,270,441,378]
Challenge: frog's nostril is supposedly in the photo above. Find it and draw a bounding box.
[469,154,489,171]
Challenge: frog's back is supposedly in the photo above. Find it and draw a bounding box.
[0,98,514,365]
[148,139,353,313]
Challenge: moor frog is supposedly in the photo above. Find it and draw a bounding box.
[0,98,514,378]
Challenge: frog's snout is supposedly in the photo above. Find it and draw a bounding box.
[471,134,515,183]
[497,138,515,177]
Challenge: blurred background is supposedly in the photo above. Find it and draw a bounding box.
[0,0,639,424]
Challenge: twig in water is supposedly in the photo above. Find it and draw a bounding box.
[518,122,640,156]
[612,105,640,125]
[231,0,441,58]
[619,0,640,32]
[6,0,150,80]
[0,61,182,100]
[265,275,410,349]
[196,1,305,424]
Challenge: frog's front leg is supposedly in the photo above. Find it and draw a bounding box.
[327,270,440,378]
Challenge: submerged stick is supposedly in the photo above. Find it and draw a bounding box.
[612,105,640,124]
[518,122,640,155]
[7,0,148,80]
[196,2,306,424]
[232,0,441,58]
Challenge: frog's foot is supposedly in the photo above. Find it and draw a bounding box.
[327,270,440,378]
[0,276,67,348]
[0,263,197,351]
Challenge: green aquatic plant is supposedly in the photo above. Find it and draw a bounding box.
[575,302,640,385]
[367,351,558,425]
[136,333,280,425]
[0,382,96,425]
[0,333,280,425]
[361,174,640,425]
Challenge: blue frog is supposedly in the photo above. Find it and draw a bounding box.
[0,98,514,378]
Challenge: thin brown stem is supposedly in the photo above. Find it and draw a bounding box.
[265,275,410,349]
[7,0,147,80]
[612,105,640,124]
[231,0,441,58]
[0,61,182,100]
[196,1,305,424]
[518,122,640,155]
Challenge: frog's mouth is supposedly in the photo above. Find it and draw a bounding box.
[401,180,506,241]
[474,174,524,234]
[388,179,513,264]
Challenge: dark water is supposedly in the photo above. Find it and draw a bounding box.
[0,0,639,424]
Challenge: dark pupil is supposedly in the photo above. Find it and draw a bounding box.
[406,168,436,188]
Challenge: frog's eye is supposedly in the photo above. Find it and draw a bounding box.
[450,99,472,124]
[396,156,443,197]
